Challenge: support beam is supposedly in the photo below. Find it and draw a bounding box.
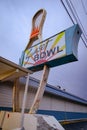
[29,65,50,114]
[12,78,20,112]
[0,69,19,81]
[20,73,30,129]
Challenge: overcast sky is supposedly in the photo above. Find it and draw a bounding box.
[0,0,87,100]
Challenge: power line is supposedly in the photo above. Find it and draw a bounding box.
[68,0,87,46]
[65,0,87,47]
[61,0,87,48]
[60,0,74,24]
[81,0,87,15]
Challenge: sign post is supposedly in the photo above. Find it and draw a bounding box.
[20,9,49,114]
[29,65,50,114]
[20,9,82,114]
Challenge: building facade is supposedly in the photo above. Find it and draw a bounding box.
[0,76,87,122]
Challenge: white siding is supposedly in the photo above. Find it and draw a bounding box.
[40,94,52,110]
[50,97,65,111]
[40,94,87,113]
[19,84,37,109]
[0,81,87,114]
[0,82,13,107]
[19,86,87,113]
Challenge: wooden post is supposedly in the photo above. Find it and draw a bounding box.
[20,73,30,129]
[23,9,47,114]
[12,78,20,112]
[29,65,50,114]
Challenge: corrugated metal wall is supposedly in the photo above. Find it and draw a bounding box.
[0,81,87,113]
[0,82,13,108]
[40,93,87,113]
[19,84,37,109]
[19,86,87,113]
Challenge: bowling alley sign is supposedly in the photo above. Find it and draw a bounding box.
[20,24,82,71]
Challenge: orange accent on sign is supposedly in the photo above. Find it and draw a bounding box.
[30,26,40,39]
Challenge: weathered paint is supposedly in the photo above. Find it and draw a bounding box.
[20,24,82,71]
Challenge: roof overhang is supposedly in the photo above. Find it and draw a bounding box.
[0,56,33,81]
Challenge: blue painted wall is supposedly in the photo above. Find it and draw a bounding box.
[0,106,87,121]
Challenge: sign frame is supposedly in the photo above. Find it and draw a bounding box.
[20,24,82,71]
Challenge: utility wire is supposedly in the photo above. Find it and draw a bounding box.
[81,0,87,15]
[68,0,87,46]
[60,0,74,24]
[61,0,87,48]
